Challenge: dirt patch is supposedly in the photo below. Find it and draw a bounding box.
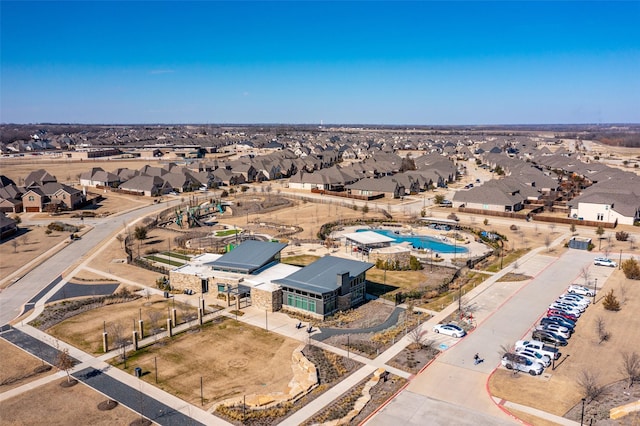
[0,338,55,391]
[387,344,440,374]
[489,268,640,424]
[0,378,139,425]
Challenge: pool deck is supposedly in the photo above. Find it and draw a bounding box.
[331,224,492,266]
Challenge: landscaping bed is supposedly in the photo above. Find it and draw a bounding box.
[301,371,407,425]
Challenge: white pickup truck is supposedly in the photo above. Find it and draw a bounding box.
[515,339,561,360]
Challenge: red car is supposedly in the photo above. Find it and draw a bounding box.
[547,309,578,322]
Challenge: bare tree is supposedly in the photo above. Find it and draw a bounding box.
[604,244,611,259]
[580,266,590,287]
[22,234,30,245]
[109,322,128,365]
[544,234,552,252]
[116,234,125,248]
[11,239,19,253]
[576,369,604,401]
[147,310,163,334]
[56,348,75,383]
[407,324,430,349]
[549,223,556,234]
[498,343,515,358]
[619,351,640,388]
[595,316,610,344]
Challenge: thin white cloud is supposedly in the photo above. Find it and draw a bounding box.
[149,69,175,75]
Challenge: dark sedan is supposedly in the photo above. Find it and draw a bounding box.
[532,329,568,346]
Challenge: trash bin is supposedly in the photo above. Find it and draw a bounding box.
[134,367,142,378]
[164,291,169,298]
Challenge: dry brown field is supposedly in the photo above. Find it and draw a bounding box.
[0,339,55,391]
[0,157,168,184]
[489,268,640,423]
[115,317,300,409]
[45,295,197,354]
[0,225,73,289]
[0,378,139,425]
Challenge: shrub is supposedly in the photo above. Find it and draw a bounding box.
[616,231,629,241]
[483,218,489,226]
[409,256,423,271]
[509,224,518,231]
[621,257,640,280]
[602,290,620,311]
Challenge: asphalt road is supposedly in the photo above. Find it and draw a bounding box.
[0,201,180,326]
[73,367,205,426]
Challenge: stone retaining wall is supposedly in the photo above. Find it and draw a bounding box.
[212,344,318,411]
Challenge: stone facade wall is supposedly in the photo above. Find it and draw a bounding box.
[369,249,411,269]
[169,271,203,294]
[251,287,283,312]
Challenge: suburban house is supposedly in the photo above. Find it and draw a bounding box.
[0,212,18,239]
[568,176,640,226]
[22,187,48,212]
[452,177,540,212]
[79,168,121,188]
[118,175,171,196]
[346,177,405,199]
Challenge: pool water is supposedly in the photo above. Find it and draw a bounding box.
[363,228,468,254]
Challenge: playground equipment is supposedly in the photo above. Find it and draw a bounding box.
[175,201,226,228]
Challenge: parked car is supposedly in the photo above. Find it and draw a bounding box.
[501,353,544,376]
[536,324,571,339]
[541,317,575,331]
[594,257,617,267]
[549,302,583,314]
[532,329,568,346]
[515,348,551,367]
[515,339,561,360]
[553,299,587,312]
[567,284,595,297]
[432,323,466,338]
[168,191,179,196]
[547,309,579,322]
[557,295,590,308]
[559,293,591,304]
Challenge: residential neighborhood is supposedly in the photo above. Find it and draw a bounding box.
[1,124,639,426]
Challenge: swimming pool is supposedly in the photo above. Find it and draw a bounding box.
[363,228,468,254]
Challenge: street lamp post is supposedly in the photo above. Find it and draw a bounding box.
[593,278,598,304]
[580,397,586,426]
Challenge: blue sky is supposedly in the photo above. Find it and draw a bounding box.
[1,1,639,125]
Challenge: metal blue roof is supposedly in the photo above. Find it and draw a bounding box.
[274,256,373,295]
[209,240,287,274]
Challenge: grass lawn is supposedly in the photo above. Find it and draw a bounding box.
[46,296,197,354]
[161,251,191,261]
[0,377,139,425]
[421,271,490,312]
[215,229,240,237]
[0,339,55,391]
[112,317,300,409]
[483,248,530,273]
[144,255,185,267]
